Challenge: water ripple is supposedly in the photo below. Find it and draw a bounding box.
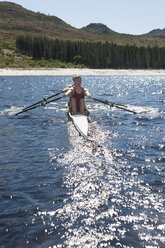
[0,75,165,248]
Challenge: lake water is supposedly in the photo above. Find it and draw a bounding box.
[0,75,164,248]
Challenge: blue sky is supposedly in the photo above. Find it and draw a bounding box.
[1,0,165,35]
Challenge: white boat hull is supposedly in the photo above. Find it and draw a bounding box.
[68,112,88,138]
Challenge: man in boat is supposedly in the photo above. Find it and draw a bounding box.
[62,75,91,115]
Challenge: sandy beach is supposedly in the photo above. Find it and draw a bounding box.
[0,68,165,76]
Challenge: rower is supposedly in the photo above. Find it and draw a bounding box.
[62,75,91,115]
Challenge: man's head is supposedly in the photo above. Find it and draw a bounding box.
[73,75,82,86]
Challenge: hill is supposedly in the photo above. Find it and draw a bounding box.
[82,23,114,34]
[0,1,165,48]
[0,1,86,44]
[0,1,165,69]
[146,28,165,37]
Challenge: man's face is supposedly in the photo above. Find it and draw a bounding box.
[74,77,82,86]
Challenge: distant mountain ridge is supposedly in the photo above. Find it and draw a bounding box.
[0,1,165,47]
[147,28,165,37]
[82,23,114,34]
[82,23,165,37]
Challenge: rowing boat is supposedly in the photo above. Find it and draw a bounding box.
[68,112,88,139]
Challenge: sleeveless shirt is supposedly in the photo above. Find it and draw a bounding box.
[72,87,85,111]
[72,87,84,99]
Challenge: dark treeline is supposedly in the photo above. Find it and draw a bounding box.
[16,35,165,69]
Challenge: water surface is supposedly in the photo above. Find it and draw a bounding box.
[0,75,164,248]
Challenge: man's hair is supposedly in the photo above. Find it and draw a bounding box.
[73,74,82,81]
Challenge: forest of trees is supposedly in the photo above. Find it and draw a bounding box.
[16,35,165,69]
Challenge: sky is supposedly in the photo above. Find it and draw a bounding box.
[1,0,165,35]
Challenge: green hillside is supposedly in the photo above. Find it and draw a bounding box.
[0,1,165,68]
[0,1,165,47]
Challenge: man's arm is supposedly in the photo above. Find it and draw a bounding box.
[63,88,73,98]
[84,88,91,99]
[61,84,74,93]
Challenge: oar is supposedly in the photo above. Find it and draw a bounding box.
[91,97,137,114]
[21,91,63,112]
[15,96,63,115]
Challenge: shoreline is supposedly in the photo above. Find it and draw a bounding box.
[0,68,165,76]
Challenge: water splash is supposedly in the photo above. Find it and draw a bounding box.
[0,106,23,115]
